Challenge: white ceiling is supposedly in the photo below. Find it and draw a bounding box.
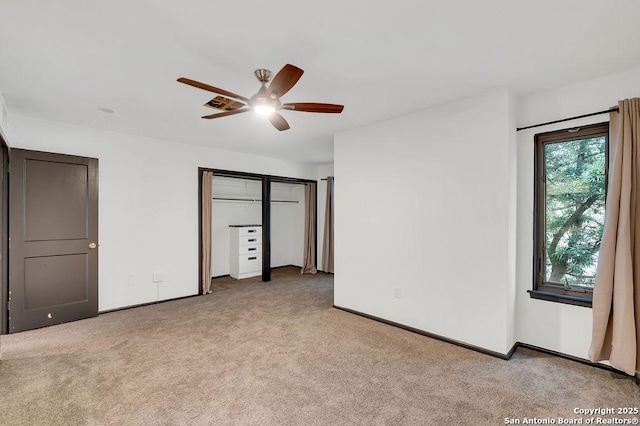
[1,1,639,164]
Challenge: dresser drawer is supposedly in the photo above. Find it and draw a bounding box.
[239,253,262,273]
[239,245,261,255]
[238,226,262,237]
[240,235,262,245]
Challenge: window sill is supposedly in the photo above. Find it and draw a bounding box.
[527,290,592,308]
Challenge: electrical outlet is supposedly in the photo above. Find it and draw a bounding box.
[152,272,164,283]
[127,275,135,287]
[394,287,402,299]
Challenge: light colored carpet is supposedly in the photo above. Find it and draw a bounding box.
[0,267,637,425]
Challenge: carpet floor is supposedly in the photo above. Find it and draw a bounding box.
[0,267,638,425]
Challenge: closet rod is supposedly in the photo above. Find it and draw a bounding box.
[212,197,298,203]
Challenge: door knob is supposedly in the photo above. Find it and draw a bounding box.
[89,242,97,249]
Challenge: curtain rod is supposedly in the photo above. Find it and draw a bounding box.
[212,197,298,203]
[516,107,619,132]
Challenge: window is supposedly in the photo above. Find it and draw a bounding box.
[531,123,608,307]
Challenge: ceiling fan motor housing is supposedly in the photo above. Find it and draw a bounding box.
[254,69,272,83]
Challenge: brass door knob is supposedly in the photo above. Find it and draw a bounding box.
[89,242,97,249]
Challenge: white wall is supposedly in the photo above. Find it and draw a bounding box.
[515,66,640,359]
[271,182,305,268]
[335,88,517,355]
[9,115,316,311]
[317,163,334,272]
[211,177,262,277]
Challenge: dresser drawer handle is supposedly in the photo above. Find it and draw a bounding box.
[248,248,257,251]
[248,256,257,260]
[248,229,256,233]
[248,238,256,242]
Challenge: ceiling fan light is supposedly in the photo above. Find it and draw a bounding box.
[254,104,275,115]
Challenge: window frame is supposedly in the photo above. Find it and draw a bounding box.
[530,122,609,308]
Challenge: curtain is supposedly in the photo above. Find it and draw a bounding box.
[201,171,214,294]
[322,177,334,273]
[589,98,640,375]
[301,182,318,274]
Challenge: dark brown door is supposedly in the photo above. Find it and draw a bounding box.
[9,149,98,333]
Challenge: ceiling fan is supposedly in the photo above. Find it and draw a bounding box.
[177,64,344,131]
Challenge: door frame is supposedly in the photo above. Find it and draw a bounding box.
[0,137,8,334]
[198,167,317,293]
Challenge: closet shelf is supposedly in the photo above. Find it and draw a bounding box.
[212,197,298,204]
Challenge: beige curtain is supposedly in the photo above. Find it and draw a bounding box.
[301,182,317,274]
[201,171,214,294]
[589,98,640,375]
[321,177,334,273]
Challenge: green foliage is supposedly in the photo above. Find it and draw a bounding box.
[544,136,606,288]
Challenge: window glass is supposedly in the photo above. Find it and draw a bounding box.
[543,136,606,289]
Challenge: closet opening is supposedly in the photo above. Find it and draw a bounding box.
[211,175,264,281]
[270,179,314,272]
[198,168,317,295]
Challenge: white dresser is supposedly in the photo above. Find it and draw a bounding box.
[229,225,262,279]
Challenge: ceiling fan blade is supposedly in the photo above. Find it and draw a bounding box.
[268,112,290,131]
[281,103,344,113]
[204,96,246,111]
[267,64,304,98]
[201,108,250,120]
[178,77,249,102]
